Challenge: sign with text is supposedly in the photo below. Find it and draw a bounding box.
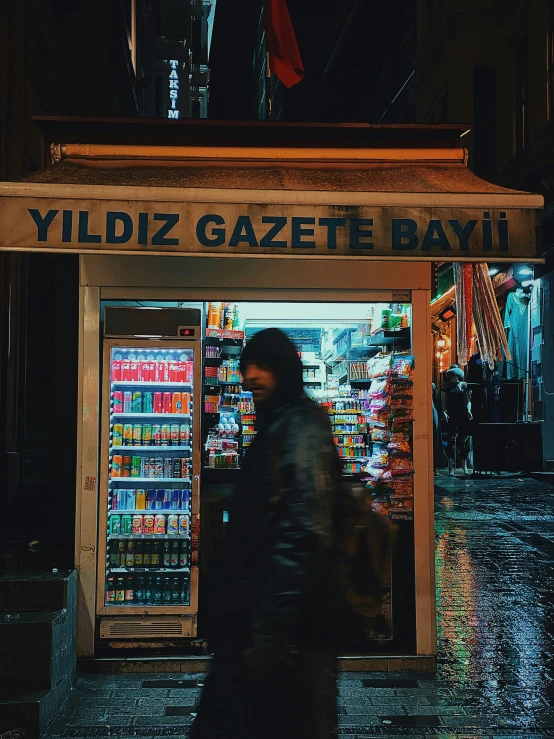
[0,197,539,259]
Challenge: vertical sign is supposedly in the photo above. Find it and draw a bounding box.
[168,60,180,119]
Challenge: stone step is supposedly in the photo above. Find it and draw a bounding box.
[0,570,74,612]
[0,610,76,691]
[545,459,554,472]
[0,678,73,739]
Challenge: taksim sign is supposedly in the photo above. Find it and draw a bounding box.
[167,60,180,120]
[0,199,539,259]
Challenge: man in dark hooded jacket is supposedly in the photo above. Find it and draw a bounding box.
[191,328,341,739]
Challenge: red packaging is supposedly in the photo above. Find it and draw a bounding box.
[121,360,131,381]
[186,362,193,382]
[111,360,122,381]
[148,361,156,380]
[140,361,151,382]
[129,361,140,382]
[155,361,166,382]
[153,392,163,413]
[163,392,172,414]
[112,391,124,414]
[169,362,180,382]
[179,361,188,384]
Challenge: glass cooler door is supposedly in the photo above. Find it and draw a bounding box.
[97,341,200,614]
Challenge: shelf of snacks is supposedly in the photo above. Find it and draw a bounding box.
[363,353,414,521]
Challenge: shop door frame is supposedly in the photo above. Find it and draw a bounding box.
[76,257,434,659]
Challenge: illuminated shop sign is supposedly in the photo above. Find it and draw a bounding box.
[168,59,180,120]
[7,201,537,260]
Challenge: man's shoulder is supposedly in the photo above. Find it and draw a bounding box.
[281,396,331,431]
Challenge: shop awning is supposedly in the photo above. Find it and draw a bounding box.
[0,119,544,261]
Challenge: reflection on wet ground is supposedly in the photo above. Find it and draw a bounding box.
[44,476,554,737]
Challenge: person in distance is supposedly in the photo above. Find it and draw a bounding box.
[191,327,340,739]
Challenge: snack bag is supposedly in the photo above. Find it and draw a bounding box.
[369,443,389,469]
[369,378,390,398]
[388,432,412,455]
[392,354,414,380]
[368,407,392,428]
[390,457,414,475]
[368,353,392,379]
[371,428,391,443]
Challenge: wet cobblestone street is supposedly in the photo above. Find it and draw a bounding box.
[43,476,554,738]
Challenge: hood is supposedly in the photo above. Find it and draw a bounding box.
[240,328,304,410]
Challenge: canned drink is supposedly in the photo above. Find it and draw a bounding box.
[180,459,191,479]
[143,514,155,535]
[154,514,166,535]
[181,393,191,415]
[179,423,190,444]
[171,393,182,414]
[181,489,191,511]
[163,393,172,414]
[143,393,153,414]
[151,458,164,478]
[161,425,171,446]
[132,514,143,535]
[111,360,122,381]
[172,458,182,478]
[112,424,124,447]
[142,424,152,446]
[122,457,132,477]
[125,489,136,510]
[123,392,133,412]
[152,425,162,445]
[155,489,164,509]
[170,424,180,444]
[178,514,189,535]
[129,361,140,382]
[179,361,188,384]
[111,455,123,478]
[163,489,172,509]
[168,514,179,535]
[110,515,121,535]
[131,456,141,477]
[121,515,133,536]
[132,392,142,413]
[112,392,124,414]
[171,489,181,509]
[148,361,156,380]
[135,489,146,509]
[164,458,172,478]
[141,458,150,477]
[121,360,131,381]
[169,362,180,382]
[140,360,151,382]
[133,424,142,446]
[111,490,119,510]
[123,424,133,445]
[155,361,167,383]
[146,489,156,510]
[153,392,163,413]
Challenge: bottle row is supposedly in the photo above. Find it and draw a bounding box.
[113,391,191,416]
[112,423,191,447]
[106,573,190,606]
[108,538,190,568]
[111,358,193,383]
[109,512,190,537]
[110,488,191,512]
[111,456,191,479]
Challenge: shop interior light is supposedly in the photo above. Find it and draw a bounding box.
[488,267,499,276]
[521,280,534,287]
[518,267,534,276]
[438,305,456,322]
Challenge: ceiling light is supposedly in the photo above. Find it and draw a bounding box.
[488,267,499,276]
[518,267,533,276]
[521,280,534,287]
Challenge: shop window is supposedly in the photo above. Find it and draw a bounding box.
[473,65,497,175]
[515,37,530,153]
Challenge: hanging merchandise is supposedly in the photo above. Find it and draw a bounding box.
[503,290,530,379]
[455,263,511,369]
[473,263,511,369]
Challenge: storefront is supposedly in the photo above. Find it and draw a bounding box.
[0,119,542,669]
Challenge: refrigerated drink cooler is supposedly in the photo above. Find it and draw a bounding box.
[97,308,202,641]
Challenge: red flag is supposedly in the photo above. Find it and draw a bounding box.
[264,0,304,89]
